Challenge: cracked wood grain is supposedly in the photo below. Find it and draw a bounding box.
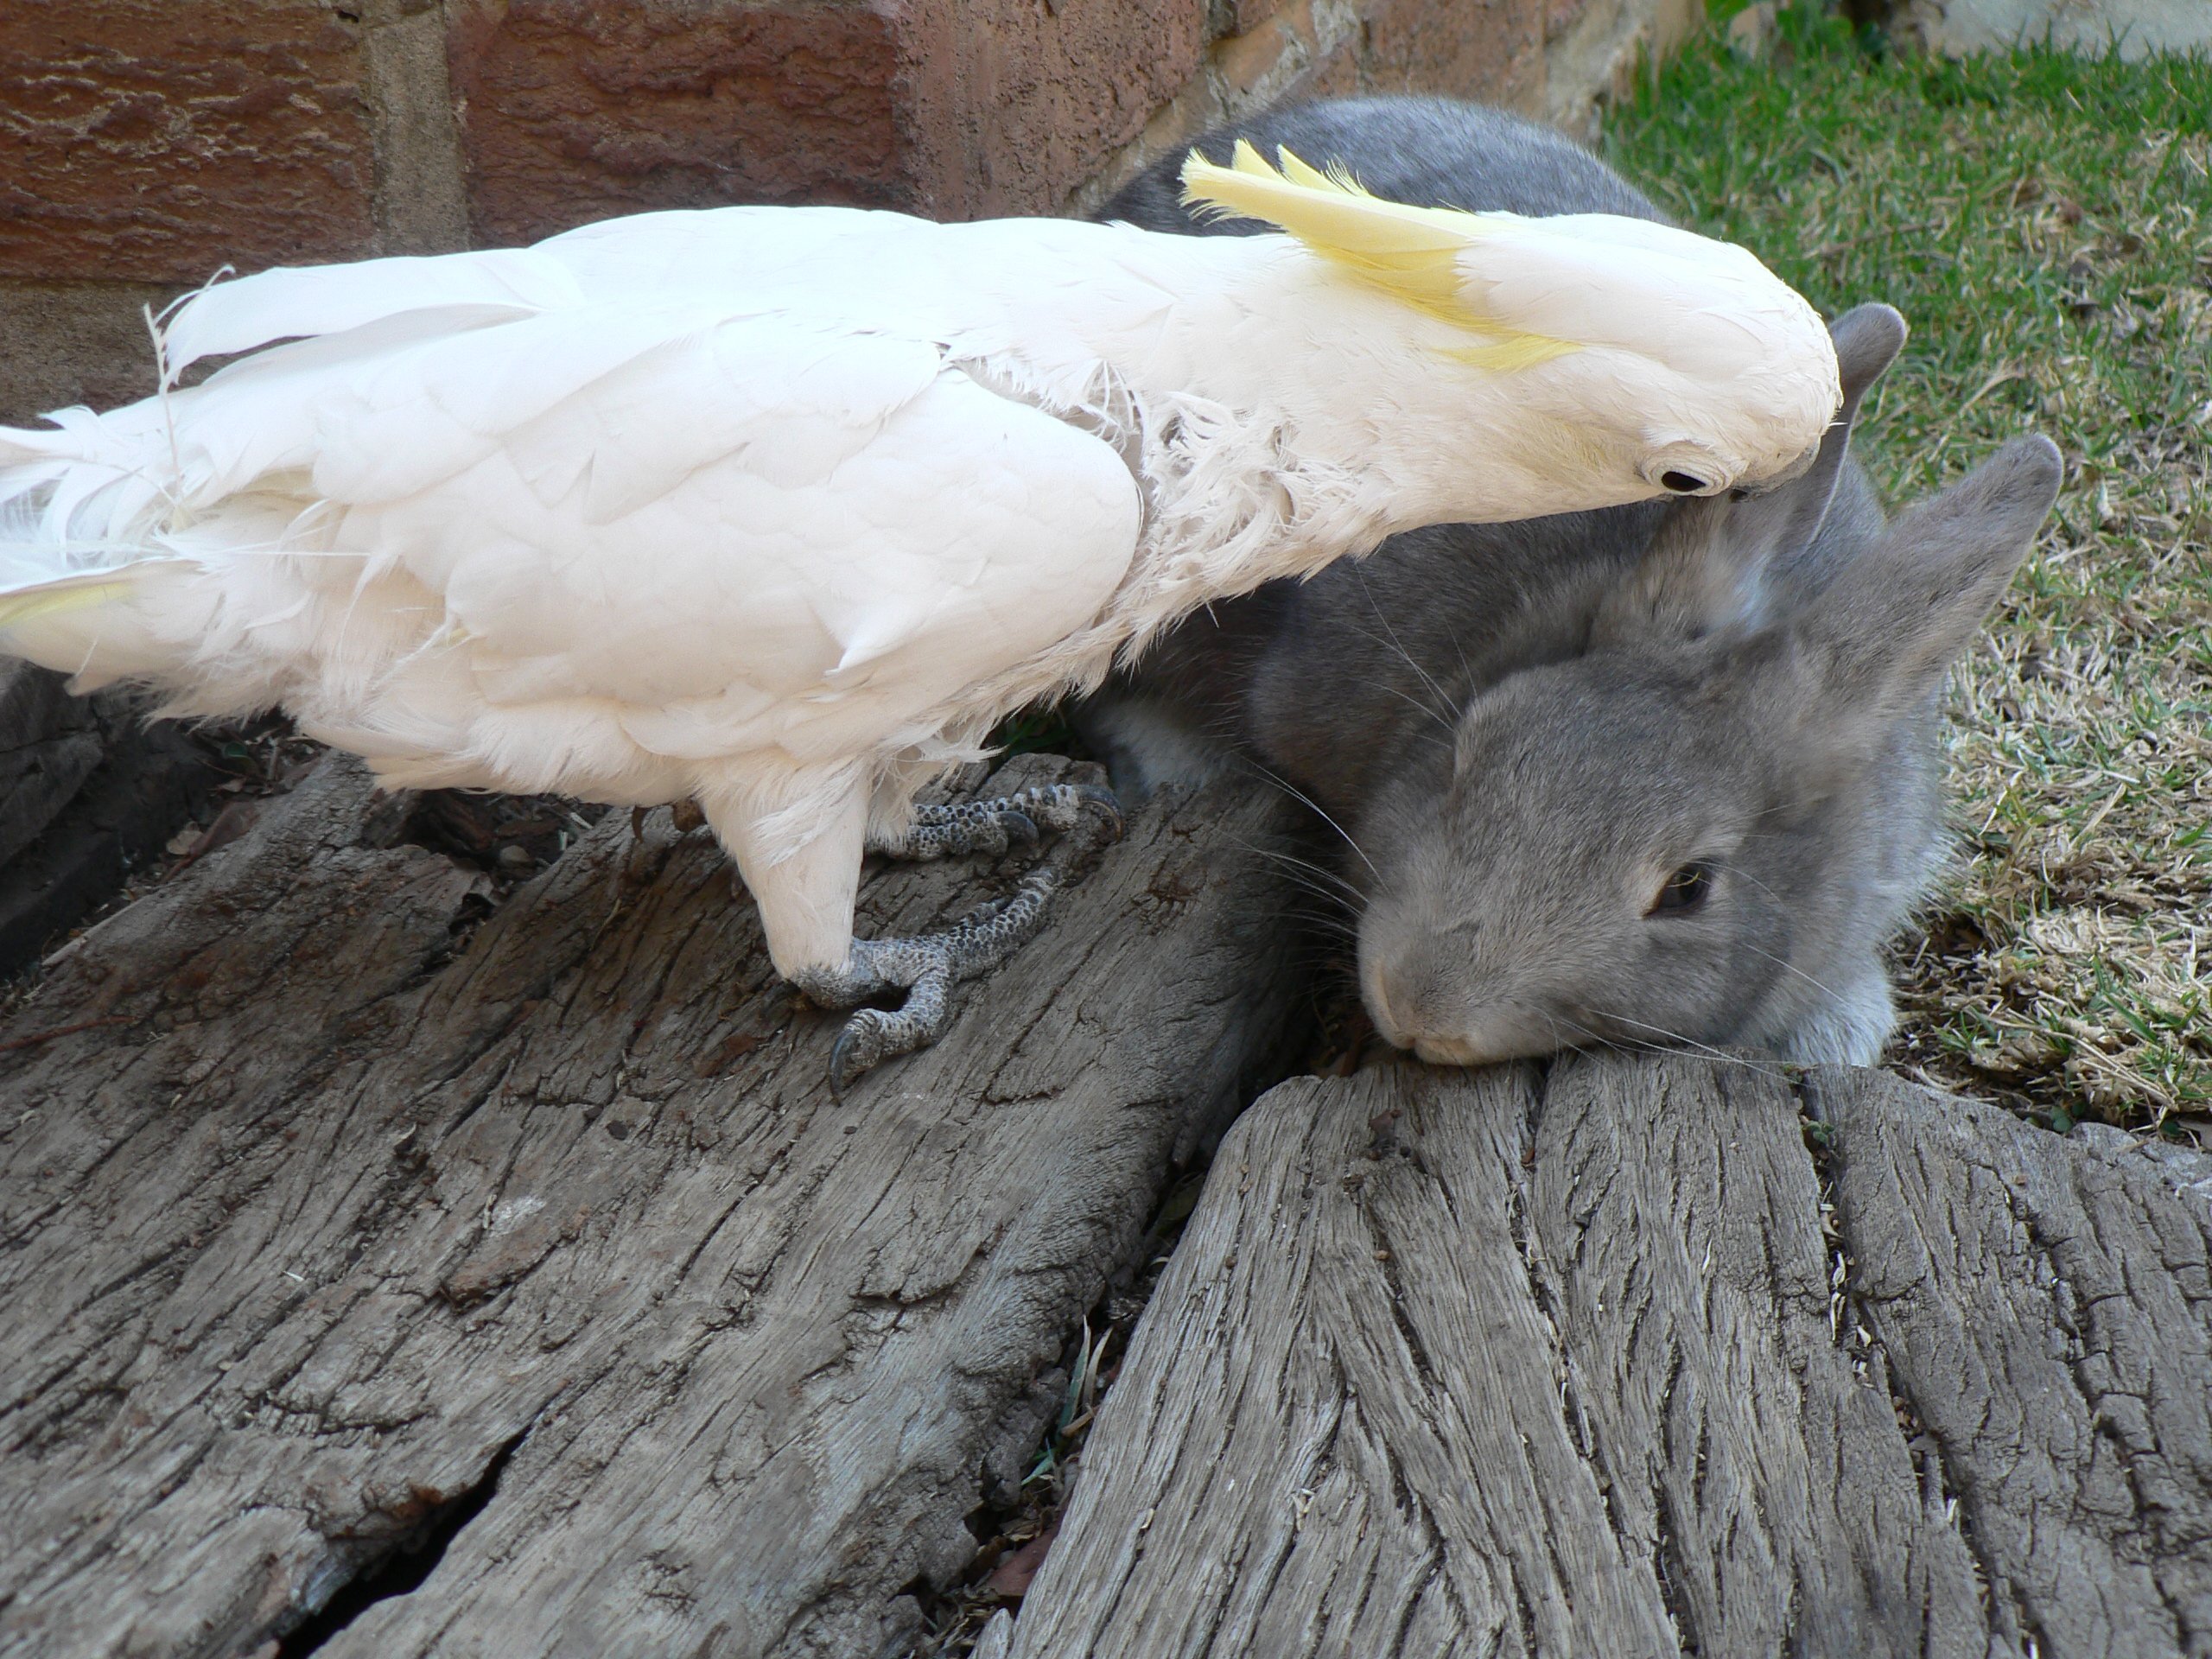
[1001,1062,1680,1659]
[1810,1070,2212,1659]
[1003,1057,2212,1659]
[0,751,1304,1659]
[1528,1058,1984,1658]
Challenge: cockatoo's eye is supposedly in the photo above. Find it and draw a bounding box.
[1640,447,1734,498]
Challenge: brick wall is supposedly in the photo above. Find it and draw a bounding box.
[0,0,1697,423]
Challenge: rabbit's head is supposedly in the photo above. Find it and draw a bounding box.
[1356,306,2062,1067]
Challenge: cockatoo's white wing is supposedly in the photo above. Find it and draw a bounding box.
[356,313,1141,760]
[1,229,1145,794]
[0,182,1848,1033]
[185,293,1145,780]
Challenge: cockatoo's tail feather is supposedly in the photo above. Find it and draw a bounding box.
[1179,139,1576,363]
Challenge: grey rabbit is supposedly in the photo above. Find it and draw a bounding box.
[1080,97,2063,1067]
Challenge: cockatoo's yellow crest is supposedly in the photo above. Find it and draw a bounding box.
[1178,140,1578,371]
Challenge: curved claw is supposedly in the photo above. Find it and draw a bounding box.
[1070,782,1125,841]
[829,1009,890,1102]
[1010,780,1125,843]
[998,809,1041,853]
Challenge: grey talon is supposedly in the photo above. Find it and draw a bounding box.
[995,780,1123,840]
[1073,784,1123,839]
[813,777,1124,1089]
[869,798,1051,861]
[825,959,957,1091]
[830,1013,888,1101]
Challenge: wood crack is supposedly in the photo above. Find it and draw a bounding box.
[276,1424,532,1658]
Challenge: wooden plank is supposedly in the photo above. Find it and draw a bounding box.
[1528,1058,1986,1657]
[1000,1062,1682,1659]
[0,752,1304,1659]
[1001,1055,2041,1657]
[1811,1069,2212,1658]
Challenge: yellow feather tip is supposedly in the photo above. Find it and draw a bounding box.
[1177,143,1580,366]
[1445,335,1584,372]
[1179,140,1466,249]
[0,575,138,633]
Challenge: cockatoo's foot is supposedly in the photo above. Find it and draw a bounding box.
[867,783,1121,862]
[800,784,1122,1096]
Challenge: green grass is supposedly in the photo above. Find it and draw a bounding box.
[1604,12,2212,1132]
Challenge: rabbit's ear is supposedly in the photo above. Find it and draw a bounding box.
[1793,434,2061,725]
[1769,302,1906,545]
[1593,303,1907,646]
[1831,302,1909,414]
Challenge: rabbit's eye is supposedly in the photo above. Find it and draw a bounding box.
[1660,470,1709,494]
[1647,861,1713,916]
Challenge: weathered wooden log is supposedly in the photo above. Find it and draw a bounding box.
[999,1057,2212,1658]
[1809,1071,2212,1658]
[0,752,1304,1659]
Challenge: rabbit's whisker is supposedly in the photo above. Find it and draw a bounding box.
[1241,760,1379,880]
[1237,841,1364,902]
[1585,1009,1787,1077]
[1354,566,1462,726]
[1734,938,1846,1003]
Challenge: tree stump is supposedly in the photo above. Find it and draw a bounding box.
[0,752,1305,1659]
[994,1057,2212,1658]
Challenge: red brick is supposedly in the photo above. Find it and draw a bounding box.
[448,0,1211,245]
[922,0,1209,219]
[447,0,911,245]
[1219,0,1294,33]
[0,0,377,283]
[1359,0,1547,110]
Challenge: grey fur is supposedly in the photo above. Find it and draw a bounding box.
[1081,97,2062,1067]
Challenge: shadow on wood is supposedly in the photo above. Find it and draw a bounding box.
[0,663,217,976]
[0,752,1305,1659]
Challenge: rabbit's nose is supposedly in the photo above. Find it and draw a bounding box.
[1364,956,1427,1050]
[1371,961,1486,1061]
[1374,963,1560,1066]
[1369,974,1412,1048]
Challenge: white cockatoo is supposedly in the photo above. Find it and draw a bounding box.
[0,143,1840,1087]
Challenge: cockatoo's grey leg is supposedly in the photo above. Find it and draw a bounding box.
[864,783,1119,862]
[798,785,1122,1095]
